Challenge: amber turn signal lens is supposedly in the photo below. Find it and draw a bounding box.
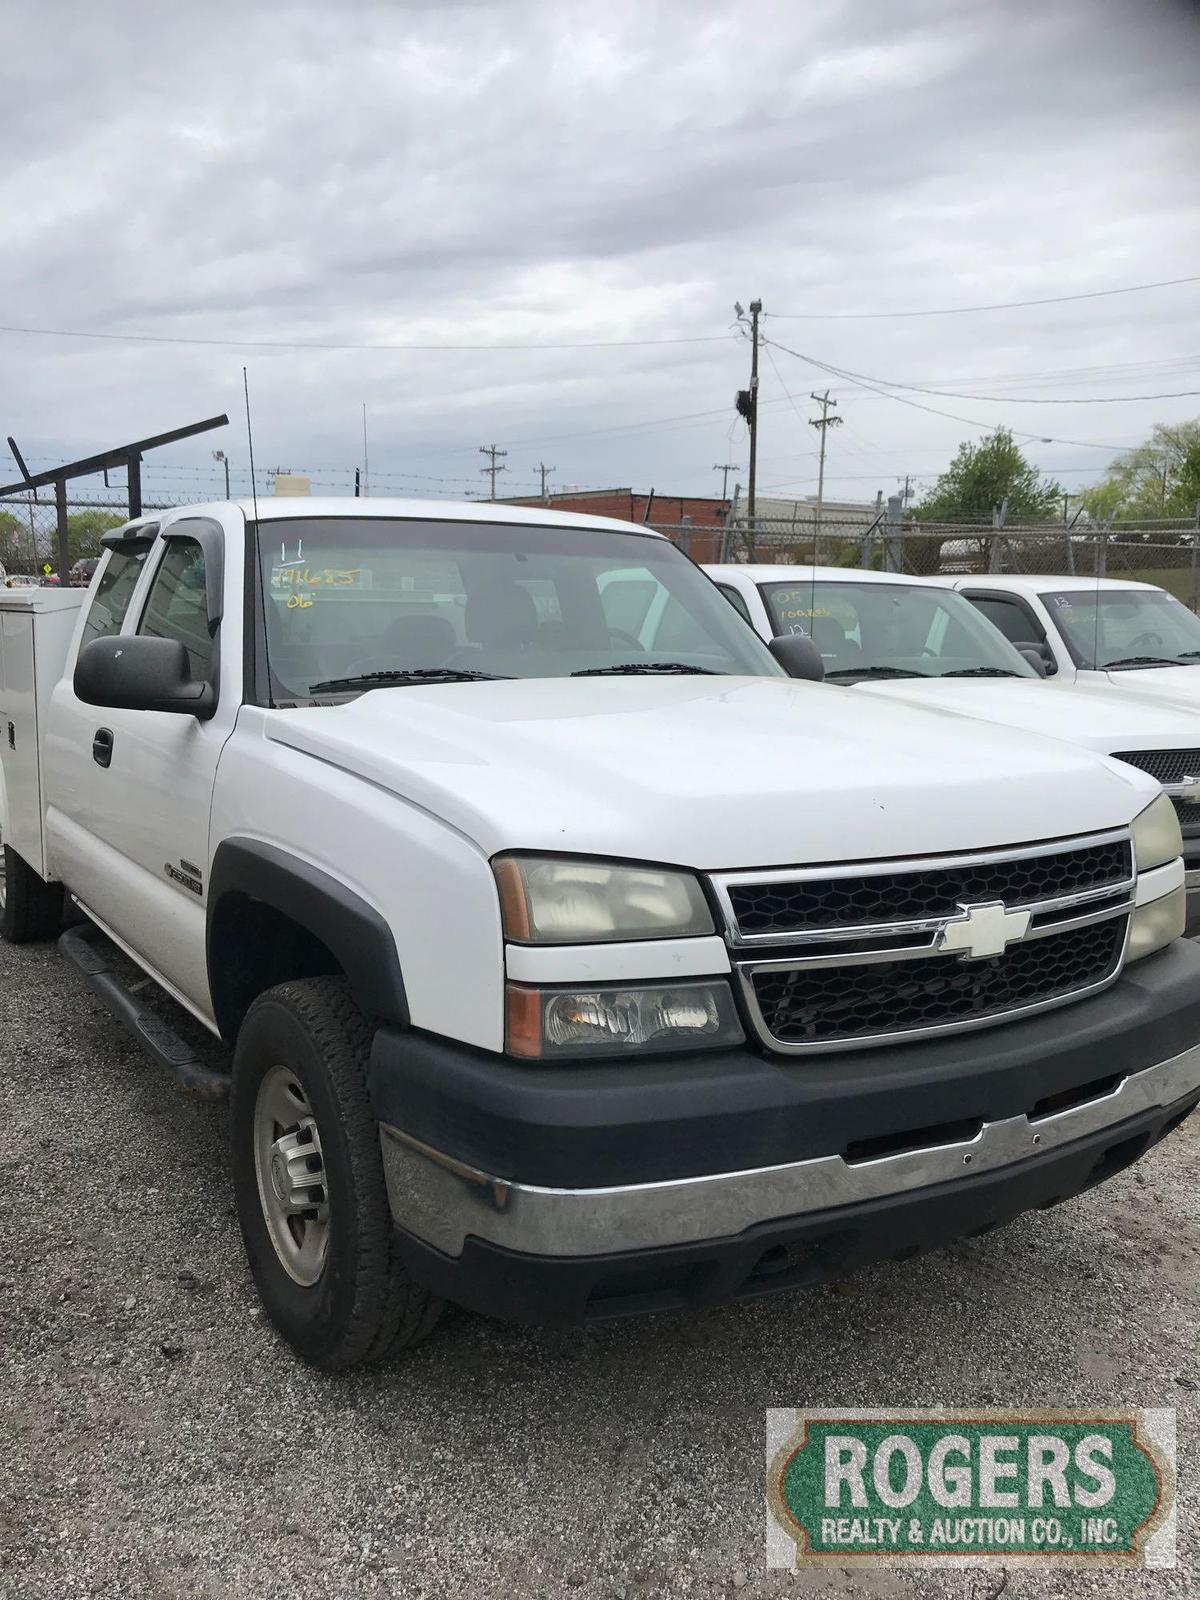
[493,857,532,940]
[505,983,543,1057]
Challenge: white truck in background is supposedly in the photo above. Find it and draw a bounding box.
[943,573,1200,699]
[2,499,1199,1370]
[708,562,1200,929]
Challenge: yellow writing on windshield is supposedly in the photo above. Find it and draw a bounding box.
[273,566,364,590]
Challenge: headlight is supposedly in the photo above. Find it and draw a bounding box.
[1126,884,1186,963]
[1132,793,1183,873]
[506,979,744,1058]
[494,855,713,943]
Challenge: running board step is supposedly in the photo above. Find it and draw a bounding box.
[59,923,230,1099]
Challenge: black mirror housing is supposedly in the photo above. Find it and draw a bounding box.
[74,636,217,719]
[1015,640,1055,676]
[769,633,826,682]
[1017,645,1048,678]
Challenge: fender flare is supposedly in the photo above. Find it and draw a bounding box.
[206,838,408,1033]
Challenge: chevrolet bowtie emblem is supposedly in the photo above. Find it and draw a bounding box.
[1177,774,1200,804]
[937,901,1032,961]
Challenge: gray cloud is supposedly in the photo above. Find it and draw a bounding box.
[1,0,1198,506]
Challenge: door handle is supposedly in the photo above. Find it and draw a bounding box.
[92,727,114,768]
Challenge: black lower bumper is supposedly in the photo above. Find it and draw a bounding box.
[391,1086,1198,1325]
[369,940,1200,1188]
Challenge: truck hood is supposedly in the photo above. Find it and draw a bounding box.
[1094,664,1200,706]
[853,677,1200,756]
[263,676,1159,870]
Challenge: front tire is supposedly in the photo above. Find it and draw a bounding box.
[230,976,441,1368]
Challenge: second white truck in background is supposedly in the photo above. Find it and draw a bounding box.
[708,563,1200,929]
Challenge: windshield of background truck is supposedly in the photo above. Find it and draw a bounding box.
[1042,587,1200,669]
[760,580,1037,679]
[254,518,782,700]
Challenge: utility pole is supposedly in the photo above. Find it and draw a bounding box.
[713,461,741,503]
[747,300,761,520]
[734,300,762,527]
[808,390,843,519]
[537,461,555,503]
[480,444,508,500]
[901,474,913,506]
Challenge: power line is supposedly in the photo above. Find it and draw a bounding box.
[765,274,1200,321]
[804,359,1200,406]
[0,322,733,353]
[760,335,1141,454]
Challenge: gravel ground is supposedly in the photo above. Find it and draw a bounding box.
[1,933,1197,1600]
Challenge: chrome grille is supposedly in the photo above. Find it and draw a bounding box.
[1112,751,1200,836]
[712,831,1135,1054]
[751,919,1125,1047]
[724,837,1131,938]
[1112,748,1200,785]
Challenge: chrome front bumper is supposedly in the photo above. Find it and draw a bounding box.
[380,1040,1200,1261]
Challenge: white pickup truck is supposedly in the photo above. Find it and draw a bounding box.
[943,573,1200,699]
[3,499,1199,1369]
[708,563,1200,928]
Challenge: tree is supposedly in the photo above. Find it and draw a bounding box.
[1080,419,1200,521]
[913,429,1064,523]
[0,510,28,569]
[33,508,127,568]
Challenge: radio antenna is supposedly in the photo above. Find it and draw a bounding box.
[243,366,260,524]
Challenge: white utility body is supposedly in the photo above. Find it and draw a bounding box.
[1,500,1198,1369]
[708,563,1200,926]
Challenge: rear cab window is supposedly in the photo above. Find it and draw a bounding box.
[80,549,148,647]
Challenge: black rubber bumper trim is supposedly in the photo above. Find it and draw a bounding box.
[391,1089,1199,1326]
[368,939,1200,1187]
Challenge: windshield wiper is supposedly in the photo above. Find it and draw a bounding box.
[570,662,721,676]
[939,667,1020,678]
[1172,650,1200,660]
[826,665,931,680]
[1098,656,1180,670]
[308,668,512,693]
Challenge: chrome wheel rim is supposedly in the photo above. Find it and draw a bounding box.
[253,1065,330,1286]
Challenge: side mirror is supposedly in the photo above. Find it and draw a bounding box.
[1016,640,1055,677]
[74,636,216,719]
[1017,646,1048,678]
[769,633,825,682]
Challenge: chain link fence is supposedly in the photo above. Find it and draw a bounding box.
[655,514,1200,610]
[0,492,174,578]
[7,488,1200,612]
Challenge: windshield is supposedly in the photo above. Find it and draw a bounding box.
[1041,588,1200,670]
[759,579,1037,680]
[253,517,781,701]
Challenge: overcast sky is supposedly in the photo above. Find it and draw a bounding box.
[2,0,1198,512]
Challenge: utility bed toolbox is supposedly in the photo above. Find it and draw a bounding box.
[0,589,84,878]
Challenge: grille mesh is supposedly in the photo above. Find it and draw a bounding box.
[1113,748,1200,785]
[1172,797,1200,833]
[751,918,1126,1046]
[728,839,1131,936]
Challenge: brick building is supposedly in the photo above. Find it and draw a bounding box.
[503,488,730,562]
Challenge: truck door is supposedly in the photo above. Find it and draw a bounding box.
[44,520,238,1020]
